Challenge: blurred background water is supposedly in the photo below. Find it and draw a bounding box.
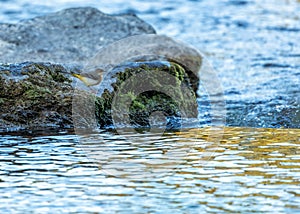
[0,0,299,213]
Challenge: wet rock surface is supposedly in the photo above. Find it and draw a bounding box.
[0,60,199,131]
[73,61,199,130]
[0,62,74,131]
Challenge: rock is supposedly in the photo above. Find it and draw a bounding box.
[0,7,156,131]
[72,34,203,131]
[0,62,74,131]
[85,34,201,93]
[0,60,199,132]
[73,60,199,130]
[0,7,156,64]
[0,8,202,132]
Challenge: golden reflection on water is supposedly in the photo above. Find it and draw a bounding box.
[178,127,300,177]
[80,127,300,180]
[90,127,300,212]
[174,127,300,210]
[1,127,299,212]
[77,126,300,211]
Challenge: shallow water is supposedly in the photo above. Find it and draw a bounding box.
[0,0,300,213]
[0,128,299,213]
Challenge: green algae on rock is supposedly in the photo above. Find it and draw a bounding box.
[0,60,199,131]
[0,62,75,131]
[74,60,199,130]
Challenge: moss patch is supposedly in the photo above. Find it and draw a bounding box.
[94,60,198,129]
[0,62,74,129]
[0,60,199,131]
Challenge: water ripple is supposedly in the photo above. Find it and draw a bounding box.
[1,128,299,212]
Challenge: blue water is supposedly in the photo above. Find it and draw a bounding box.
[0,0,299,128]
[1,128,299,213]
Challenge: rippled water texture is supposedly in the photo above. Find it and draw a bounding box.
[0,128,299,213]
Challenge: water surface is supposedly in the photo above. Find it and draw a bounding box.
[0,128,299,213]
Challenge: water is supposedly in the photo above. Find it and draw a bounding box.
[1,128,299,213]
[0,0,300,213]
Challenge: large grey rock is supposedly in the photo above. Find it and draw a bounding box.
[0,7,156,64]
